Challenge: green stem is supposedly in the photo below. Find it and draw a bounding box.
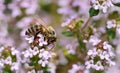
[81,17,92,30]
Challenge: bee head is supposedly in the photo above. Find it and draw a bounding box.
[47,26,56,37]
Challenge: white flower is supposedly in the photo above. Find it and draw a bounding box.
[87,48,98,57]
[93,61,104,70]
[68,64,83,73]
[85,60,94,69]
[27,69,36,73]
[11,62,19,71]
[108,60,116,66]
[91,0,114,13]
[116,25,120,34]
[32,47,39,56]
[25,36,34,43]
[38,59,49,67]
[89,35,101,46]
[61,16,76,27]
[22,48,33,58]
[11,47,19,55]
[38,34,48,47]
[66,44,76,55]
[47,63,56,73]
[103,42,112,50]
[4,56,12,65]
[0,59,4,68]
[107,20,116,29]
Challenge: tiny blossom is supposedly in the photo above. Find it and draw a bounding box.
[116,25,120,34]
[93,61,104,70]
[38,59,49,67]
[68,64,82,73]
[47,62,56,73]
[27,69,36,73]
[11,47,19,55]
[32,47,39,56]
[38,49,55,67]
[107,20,116,29]
[107,20,120,34]
[0,59,4,68]
[25,36,34,44]
[87,47,98,57]
[22,48,34,58]
[68,63,89,73]
[66,44,76,55]
[89,35,101,46]
[90,0,114,13]
[61,16,76,27]
[4,56,12,65]
[11,62,19,71]
[85,60,94,69]
[37,34,48,47]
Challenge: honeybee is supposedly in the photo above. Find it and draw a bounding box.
[25,17,56,44]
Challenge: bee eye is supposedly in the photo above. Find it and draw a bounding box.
[51,31,55,35]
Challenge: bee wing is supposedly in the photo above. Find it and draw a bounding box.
[34,16,50,31]
[34,16,47,26]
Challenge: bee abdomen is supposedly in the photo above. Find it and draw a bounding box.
[25,25,43,36]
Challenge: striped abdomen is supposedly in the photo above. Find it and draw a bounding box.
[25,25,42,36]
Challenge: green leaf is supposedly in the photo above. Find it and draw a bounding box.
[2,51,9,58]
[114,3,120,7]
[4,64,12,73]
[62,31,74,37]
[40,3,51,12]
[75,20,83,28]
[63,48,77,60]
[29,55,39,66]
[116,18,120,24]
[107,29,116,40]
[4,0,12,5]
[12,56,17,62]
[90,69,104,73]
[89,7,99,17]
[108,11,119,19]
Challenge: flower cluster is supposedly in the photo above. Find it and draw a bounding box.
[85,35,115,70]
[22,47,55,68]
[90,0,114,13]
[107,19,120,34]
[8,0,38,17]
[0,46,20,73]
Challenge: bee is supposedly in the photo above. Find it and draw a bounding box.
[25,17,56,44]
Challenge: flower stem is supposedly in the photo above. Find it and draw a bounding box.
[81,17,92,30]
